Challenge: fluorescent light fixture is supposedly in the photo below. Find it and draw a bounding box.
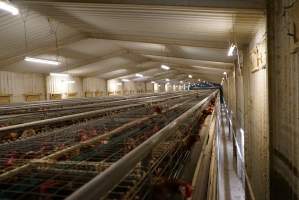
[151,81,156,84]
[227,44,236,56]
[121,79,129,82]
[50,73,69,77]
[0,1,19,15]
[223,72,227,75]
[135,73,143,77]
[188,75,192,78]
[67,80,75,84]
[25,57,60,65]
[165,78,170,82]
[161,64,170,70]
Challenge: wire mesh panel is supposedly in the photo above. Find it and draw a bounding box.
[0,91,214,199]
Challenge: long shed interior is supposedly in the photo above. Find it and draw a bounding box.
[0,1,298,200]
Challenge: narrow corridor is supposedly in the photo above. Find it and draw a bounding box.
[218,105,245,200]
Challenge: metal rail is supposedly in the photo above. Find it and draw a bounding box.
[0,93,208,199]
[191,97,218,200]
[0,92,188,125]
[0,95,196,174]
[223,101,256,200]
[0,92,181,114]
[66,91,217,200]
[0,92,198,136]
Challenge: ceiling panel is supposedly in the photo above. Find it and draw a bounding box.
[0,1,265,83]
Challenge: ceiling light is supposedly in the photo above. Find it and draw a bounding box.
[198,79,201,81]
[165,78,170,82]
[188,75,192,78]
[161,64,170,70]
[67,80,75,84]
[0,1,19,15]
[151,81,156,84]
[121,79,129,82]
[135,73,143,78]
[50,73,69,77]
[25,57,60,65]
[179,81,183,84]
[223,72,227,75]
[227,44,236,56]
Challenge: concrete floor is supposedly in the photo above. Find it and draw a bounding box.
[218,106,245,200]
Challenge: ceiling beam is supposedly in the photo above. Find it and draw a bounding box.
[133,50,233,65]
[86,60,154,77]
[105,67,156,80]
[20,0,265,9]
[192,65,230,73]
[171,66,226,75]
[173,67,223,77]
[59,49,129,73]
[143,54,233,69]
[89,33,228,49]
[0,34,86,67]
[168,73,221,83]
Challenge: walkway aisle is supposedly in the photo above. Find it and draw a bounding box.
[218,105,245,200]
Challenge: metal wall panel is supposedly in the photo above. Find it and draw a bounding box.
[224,19,269,199]
[268,1,299,197]
[0,71,45,102]
[46,75,82,98]
[82,77,106,94]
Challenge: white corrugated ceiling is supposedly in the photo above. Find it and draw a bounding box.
[0,0,265,83]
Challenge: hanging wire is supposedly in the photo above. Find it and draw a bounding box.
[231,14,243,75]
[48,18,60,62]
[20,8,29,52]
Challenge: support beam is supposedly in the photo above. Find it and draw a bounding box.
[152,72,220,83]
[59,49,130,73]
[90,33,228,49]
[143,54,233,69]
[171,66,226,76]
[173,67,223,78]
[132,50,233,65]
[84,60,154,77]
[20,0,265,10]
[106,64,160,80]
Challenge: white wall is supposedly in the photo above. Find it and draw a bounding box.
[107,79,122,95]
[245,20,269,200]
[154,83,159,93]
[159,83,166,92]
[46,75,82,99]
[0,71,45,102]
[123,81,136,95]
[145,82,154,93]
[223,18,269,200]
[178,85,184,91]
[165,83,173,92]
[83,77,106,96]
[135,82,146,94]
